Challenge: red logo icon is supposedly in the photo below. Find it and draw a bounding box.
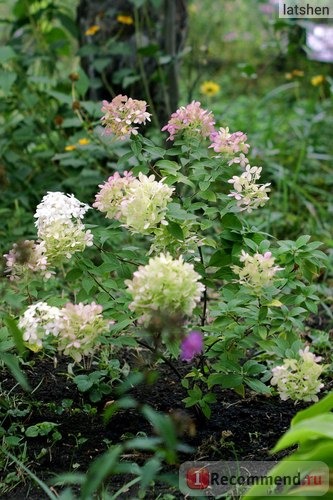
[186,467,210,489]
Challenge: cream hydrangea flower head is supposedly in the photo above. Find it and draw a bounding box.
[120,173,174,233]
[18,301,111,361]
[39,220,93,263]
[18,302,62,352]
[125,253,205,323]
[232,250,283,293]
[228,165,271,212]
[271,346,324,402]
[56,302,110,363]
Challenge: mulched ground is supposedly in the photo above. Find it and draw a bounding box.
[1,350,323,500]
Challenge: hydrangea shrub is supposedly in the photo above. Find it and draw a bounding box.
[3,95,328,417]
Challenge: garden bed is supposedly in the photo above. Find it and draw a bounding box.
[0,353,314,499]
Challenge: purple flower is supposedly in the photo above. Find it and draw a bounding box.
[180,331,203,362]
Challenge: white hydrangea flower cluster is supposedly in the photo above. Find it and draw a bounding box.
[18,302,62,351]
[227,165,271,212]
[3,240,53,281]
[125,253,205,323]
[34,192,93,263]
[271,346,324,402]
[34,192,89,225]
[232,250,283,293]
[18,301,110,362]
[94,172,174,234]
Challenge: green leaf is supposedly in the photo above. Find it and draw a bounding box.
[295,234,311,248]
[221,213,242,230]
[131,138,143,157]
[4,315,26,356]
[258,306,268,321]
[73,376,94,392]
[139,457,161,491]
[243,237,258,252]
[167,203,196,221]
[0,46,17,63]
[0,352,30,391]
[292,393,333,426]
[199,190,216,202]
[141,406,177,454]
[0,70,17,96]
[272,415,333,453]
[81,446,123,499]
[76,68,90,97]
[81,277,94,295]
[57,12,79,38]
[208,373,243,389]
[2,451,58,500]
[242,360,266,376]
[244,378,271,394]
[155,159,181,172]
[166,221,184,240]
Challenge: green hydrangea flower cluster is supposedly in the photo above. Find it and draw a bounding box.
[271,346,324,402]
[125,253,205,323]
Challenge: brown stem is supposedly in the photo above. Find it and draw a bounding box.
[136,339,182,380]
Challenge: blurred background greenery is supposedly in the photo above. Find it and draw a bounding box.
[0,0,332,252]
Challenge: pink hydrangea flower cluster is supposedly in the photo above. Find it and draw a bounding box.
[93,171,134,220]
[94,172,174,234]
[209,127,250,155]
[3,240,53,281]
[162,101,215,141]
[101,95,151,139]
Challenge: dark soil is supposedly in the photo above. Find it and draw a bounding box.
[0,353,328,499]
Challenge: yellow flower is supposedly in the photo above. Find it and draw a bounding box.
[200,81,220,97]
[189,4,198,14]
[85,25,100,36]
[116,14,134,25]
[65,145,77,152]
[311,75,325,86]
[78,138,90,145]
[285,69,304,79]
[292,69,304,77]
